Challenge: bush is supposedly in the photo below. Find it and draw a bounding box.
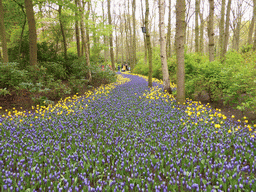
[0,62,28,89]
[39,62,67,80]
[68,75,89,93]
[91,64,117,84]
[45,79,71,100]
[69,58,89,79]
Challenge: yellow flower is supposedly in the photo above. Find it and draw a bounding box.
[0,123,2,126]
[0,106,2,109]
[231,115,235,118]
[30,124,33,127]
[215,131,218,133]
[214,124,221,128]
[251,135,255,138]
[243,116,247,119]
[245,120,248,123]
[254,124,256,128]
[228,130,232,133]
[20,119,23,123]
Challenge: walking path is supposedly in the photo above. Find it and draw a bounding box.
[0,73,255,191]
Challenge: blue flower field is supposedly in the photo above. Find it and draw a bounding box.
[0,73,256,191]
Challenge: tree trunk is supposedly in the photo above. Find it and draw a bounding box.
[24,0,37,66]
[218,0,225,57]
[145,0,152,87]
[141,0,147,64]
[248,15,254,45]
[58,5,68,60]
[235,16,241,51]
[176,0,186,104]
[166,0,172,58]
[79,0,91,82]
[75,0,81,57]
[159,0,172,93]
[102,1,107,63]
[208,0,214,62]
[222,0,231,59]
[132,0,136,71]
[107,0,115,71]
[0,0,8,63]
[85,0,90,56]
[253,0,256,51]
[199,13,204,53]
[195,0,200,52]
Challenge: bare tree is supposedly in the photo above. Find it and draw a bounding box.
[176,0,186,103]
[58,5,68,60]
[24,0,37,66]
[145,0,152,87]
[208,0,215,62]
[0,0,8,63]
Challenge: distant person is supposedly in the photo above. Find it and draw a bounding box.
[128,66,130,71]
[101,65,105,71]
[118,65,120,72]
[122,64,126,72]
[125,64,128,71]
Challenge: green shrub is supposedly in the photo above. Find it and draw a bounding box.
[91,64,117,84]
[45,79,71,100]
[39,62,67,80]
[0,88,11,96]
[70,58,89,79]
[0,62,28,89]
[25,65,47,83]
[69,75,89,93]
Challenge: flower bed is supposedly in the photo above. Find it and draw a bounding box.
[0,73,255,191]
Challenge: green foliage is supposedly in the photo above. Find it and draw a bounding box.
[0,62,28,89]
[0,88,11,96]
[31,96,54,107]
[240,44,253,53]
[45,79,71,100]
[90,65,117,84]
[68,76,89,94]
[69,58,89,79]
[39,62,68,80]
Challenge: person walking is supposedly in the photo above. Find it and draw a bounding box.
[118,65,120,72]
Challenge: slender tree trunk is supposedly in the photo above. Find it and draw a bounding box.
[222,0,231,59]
[102,2,107,63]
[79,0,91,81]
[0,0,8,63]
[141,0,147,64]
[235,16,241,51]
[58,5,68,60]
[132,0,136,71]
[75,0,81,57]
[208,0,214,62]
[85,0,90,56]
[248,15,254,44]
[115,24,118,63]
[195,0,200,52]
[253,0,256,50]
[176,0,186,104]
[159,0,172,93]
[218,0,225,57]
[199,13,205,53]
[24,0,37,66]
[107,0,115,71]
[145,0,152,87]
[166,0,172,58]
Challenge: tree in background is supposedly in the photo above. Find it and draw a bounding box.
[0,0,8,63]
[75,0,81,58]
[195,0,200,53]
[107,0,115,71]
[132,0,136,71]
[166,0,172,58]
[208,0,214,62]
[145,0,152,87]
[218,0,225,58]
[222,0,231,60]
[176,0,185,103]
[253,0,256,51]
[159,0,171,94]
[24,0,37,66]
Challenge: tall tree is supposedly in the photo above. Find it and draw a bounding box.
[24,0,37,66]
[253,0,256,50]
[79,0,91,82]
[199,11,205,53]
[102,1,107,63]
[58,5,68,60]
[141,0,147,64]
[176,0,186,103]
[145,0,152,87]
[107,0,115,71]
[208,0,214,62]
[248,15,254,45]
[222,0,231,59]
[218,0,225,57]
[166,0,172,58]
[132,0,136,71]
[159,0,172,93]
[195,0,200,52]
[0,0,8,63]
[75,0,81,57]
